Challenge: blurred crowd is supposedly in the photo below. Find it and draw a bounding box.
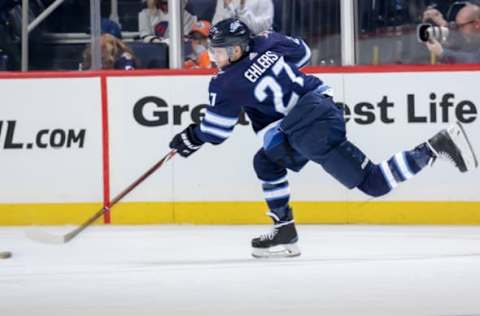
[97,0,276,70]
[1,0,480,71]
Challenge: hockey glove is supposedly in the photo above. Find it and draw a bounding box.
[169,124,204,158]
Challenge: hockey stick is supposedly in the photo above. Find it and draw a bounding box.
[26,149,177,244]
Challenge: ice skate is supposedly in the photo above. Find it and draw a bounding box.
[251,214,301,258]
[427,122,478,173]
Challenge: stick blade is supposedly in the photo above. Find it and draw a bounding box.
[25,228,67,245]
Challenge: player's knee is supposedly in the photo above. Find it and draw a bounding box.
[356,163,392,197]
[253,149,271,176]
[321,141,369,189]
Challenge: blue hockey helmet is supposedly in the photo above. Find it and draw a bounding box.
[208,18,251,67]
[209,18,251,50]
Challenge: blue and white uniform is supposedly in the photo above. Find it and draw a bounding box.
[194,31,433,221]
[193,31,321,143]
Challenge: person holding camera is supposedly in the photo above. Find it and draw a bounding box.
[422,0,461,26]
[423,6,449,27]
[426,3,480,63]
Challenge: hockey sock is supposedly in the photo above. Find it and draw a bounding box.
[357,143,434,197]
[261,175,291,221]
[267,205,293,223]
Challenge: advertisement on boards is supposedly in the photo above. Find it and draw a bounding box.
[1,69,479,226]
[340,71,479,201]
[0,78,103,203]
[107,71,479,203]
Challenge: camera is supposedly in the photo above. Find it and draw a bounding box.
[416,23,450,43]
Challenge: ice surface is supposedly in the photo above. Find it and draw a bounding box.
[1,225,480,316]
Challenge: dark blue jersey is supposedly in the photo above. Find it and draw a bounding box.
[194,31,327,144]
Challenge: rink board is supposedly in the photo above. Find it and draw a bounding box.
[1,201,480,225]
[0,66,479,225]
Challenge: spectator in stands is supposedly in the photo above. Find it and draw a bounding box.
[184,20,212,69]
[212,0,274,34]
[82,33,138,70]
[138,0,196,44]
[421,0,472,26]
[426,3,480,63]
[101,17,122,39]
[422,0,465,26]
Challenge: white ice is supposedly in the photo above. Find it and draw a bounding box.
[1,225,480,316]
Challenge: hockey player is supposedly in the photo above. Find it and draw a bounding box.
[169,18,478,258]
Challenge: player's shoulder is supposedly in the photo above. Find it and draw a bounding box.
[252,31,279,51]
[252,31,298,51]
[209,69,235,94]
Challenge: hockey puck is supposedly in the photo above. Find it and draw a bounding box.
[0,251,12,259]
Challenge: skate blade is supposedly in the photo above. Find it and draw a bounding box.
[251,243,301,259]
[449,122,479,172]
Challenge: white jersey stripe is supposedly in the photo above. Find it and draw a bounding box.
[394,152,414,180]
[200,124,232,139]
[380,161,398,190]
[262,175,288,185]
[204,111,238,128]
[264,186,291,200]
[296,40,312,68]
